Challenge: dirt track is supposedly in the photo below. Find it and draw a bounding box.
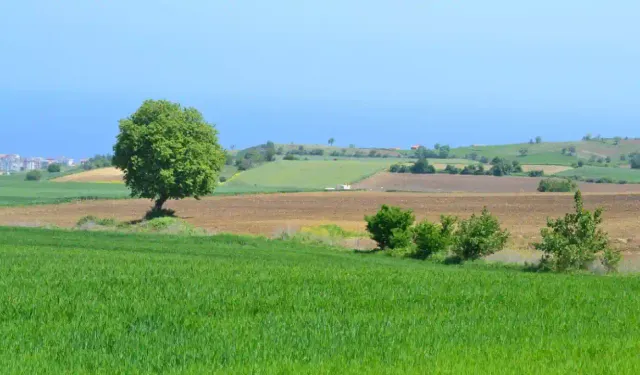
[354,173,640,193]
[1,192,638,252]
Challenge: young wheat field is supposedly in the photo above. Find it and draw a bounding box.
[2,227,640,374]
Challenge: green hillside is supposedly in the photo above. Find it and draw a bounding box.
[452,139,640,166]
[2,227,640,373]
[555,166,640,183]
[219,159,394,192]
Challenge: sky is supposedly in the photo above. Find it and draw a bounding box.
[0,0,638,158]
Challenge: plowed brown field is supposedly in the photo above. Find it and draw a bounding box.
[1,192,638,252]
[354,173,640,193]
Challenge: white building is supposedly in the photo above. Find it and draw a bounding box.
[0,154,21,172]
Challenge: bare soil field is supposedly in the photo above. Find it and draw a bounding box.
[0,191,638,252]
[354,172,640,193]
[54,167,124,183]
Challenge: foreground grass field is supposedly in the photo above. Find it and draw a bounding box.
[2,227,640,373]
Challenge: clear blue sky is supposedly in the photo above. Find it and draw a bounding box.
[1,1,638,158]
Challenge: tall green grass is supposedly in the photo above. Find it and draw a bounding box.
[2,227,640,373]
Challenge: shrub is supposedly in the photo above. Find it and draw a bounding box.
[219,176,227,183]
[453,208,509,261]
[412,215,457,259]
[47,163,61,173]
[577,160,584,167]
[519,148,529,157]
[596,177,613,184]
[283,154,299,161]
[479,156,489,164]
[537,178,577,192]
[534,191,620,272]
[25,170,42,181]
[389,228,414,249]
[389,163,409,173]
[365,205,415,250]
[528,170,544,177]
[410,158,435,174]
[444,164,460,174]
[631,154,640,169]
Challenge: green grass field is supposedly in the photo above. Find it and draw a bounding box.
[555,166,640,183]
[219,159,395,191]
[0,177,130,206]
[2,227,640,373]
[452,139,640,166]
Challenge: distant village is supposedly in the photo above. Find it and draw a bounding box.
[0,154,81,174]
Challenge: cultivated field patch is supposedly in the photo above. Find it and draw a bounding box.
[354,172,640,193]
[1,192,638,252]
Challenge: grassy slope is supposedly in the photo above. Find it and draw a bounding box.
[2,227,640,374]
[219,159,394,192]
[556,166,640,182]
[452,139,640,166]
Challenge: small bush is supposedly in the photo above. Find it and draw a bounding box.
[444,165,460,174]
[25,170,42,181]
[283,154,299,161]
[365,205,415,250]
[596,177,613,184]
[527,170,544,177]
[534,191,620,273]
[47,163,61,173]
[219,176,227,183]
[453,208,509,261]
[410,158,435,174]
[411,215,457,259]
[537,178,577,192]
[389,163,409,173]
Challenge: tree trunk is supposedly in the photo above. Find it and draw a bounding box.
[154,196,168,211]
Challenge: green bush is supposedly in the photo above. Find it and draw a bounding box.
[219,176,227,183]
[365,205,415,250]
[283,154,299,161]
[528,170,544,177]
[537,178,578,192]
[412,215,457,259]
[534,191,620,273]
[389,163,409,173]
[25,170,42,181]
[410,158,436,174]
[444,165,460,174]
[453,208,509,261]
[47,163,61,173]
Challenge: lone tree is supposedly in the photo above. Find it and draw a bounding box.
[328,137,335,146]
[113,99,225,213]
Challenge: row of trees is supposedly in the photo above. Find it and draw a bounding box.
[364,191,620,272]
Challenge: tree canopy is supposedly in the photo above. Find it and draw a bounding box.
[113,99,225,212]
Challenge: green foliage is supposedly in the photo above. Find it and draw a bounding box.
[410,158,436,174]
[283,154,299,161]
[24,170,42,181]
[389,163,409,173]
[461,164,485,175]
[82,154,113,170]
[519,148,529,156]
[556,166,640,183]
[490,157,521,176]
[47,163,61,173]
[389,227,415,249]
[365,205,415,250]
[453,208,509,261]
[631,153,640,169]
[527,170,544,177]
[534,191,620,272]
[328,137,335,146]
[412,215,457,259]
[537,178,577,192]
[112,99,225,211]
[535,136,542,144]
[444,164,460,174]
